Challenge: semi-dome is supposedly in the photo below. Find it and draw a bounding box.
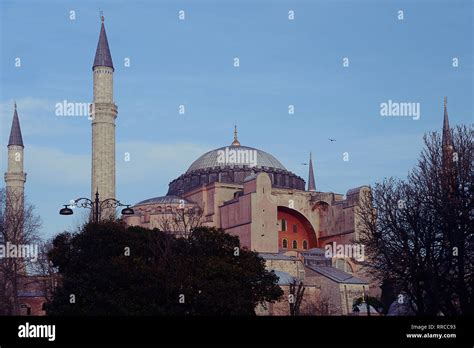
[186,145,286,174]
[135,195,194,207]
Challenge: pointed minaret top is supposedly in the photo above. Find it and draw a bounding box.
[92,14,114,71]
[308,152,316,191]
[8,103,24,147]
[442,96,453,150]
[231,125,241,146]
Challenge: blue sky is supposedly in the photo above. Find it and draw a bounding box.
[0,0,472,240]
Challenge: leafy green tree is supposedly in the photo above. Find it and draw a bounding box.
[45,222,282,315]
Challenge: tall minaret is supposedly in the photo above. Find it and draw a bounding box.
[4,102,26,210]
[91,15,117,217]
[442,96,454,165]
[441,96,455,196]
[307,152,316,191]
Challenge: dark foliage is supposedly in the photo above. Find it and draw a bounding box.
[45,222,282,315]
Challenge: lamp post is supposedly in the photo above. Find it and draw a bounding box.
[365,294,371,316]
[59,190,134,223]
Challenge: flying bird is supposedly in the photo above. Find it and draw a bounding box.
[329,138,336,142]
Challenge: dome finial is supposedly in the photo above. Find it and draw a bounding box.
[231,125,241,146]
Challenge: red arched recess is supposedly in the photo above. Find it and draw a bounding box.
[277,206,318,251]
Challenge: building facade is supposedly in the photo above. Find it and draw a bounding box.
[124,130,375,315]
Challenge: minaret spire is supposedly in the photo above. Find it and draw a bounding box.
[441,96,456,198]
[5,102,27,204]
[308,152,316,192]
[8,101,24,146]
[231,125,241,146]
[93,14,114,70]
[442,96,453,151]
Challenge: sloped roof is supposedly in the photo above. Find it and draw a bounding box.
[273,270,295,285]
[135,195,194,207]
[259,253,296,261]
[306,265,368,285]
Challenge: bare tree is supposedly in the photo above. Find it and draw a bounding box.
[29,240,58,304]
[357,125,473,315]
[157,205,204,238]
[0,188,42,315]
[289,280,305,316]
[300,293,334,316]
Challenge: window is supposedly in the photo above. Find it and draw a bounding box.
[334,259,353,273]
[282,239,288,249]
[335,259,345,271]
[281,219,287,231]
[141,214,150,223]
[293,224,297,233]
[302,240,308,249]
[292,240,298,249]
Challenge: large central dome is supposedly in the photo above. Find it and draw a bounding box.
[186,145,287,174]
[167,127,305,196]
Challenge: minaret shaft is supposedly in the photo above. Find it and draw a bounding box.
[5,105,26,210]
[4,105,26,277]
[91,19,117,218]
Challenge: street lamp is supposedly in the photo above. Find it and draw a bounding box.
[59,190,134,223]
[59,205,73,215]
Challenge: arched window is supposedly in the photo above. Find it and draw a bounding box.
[334,259,354,273]
[292,240,298,249]
[302,240,308,250]
[282,239,288,249]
